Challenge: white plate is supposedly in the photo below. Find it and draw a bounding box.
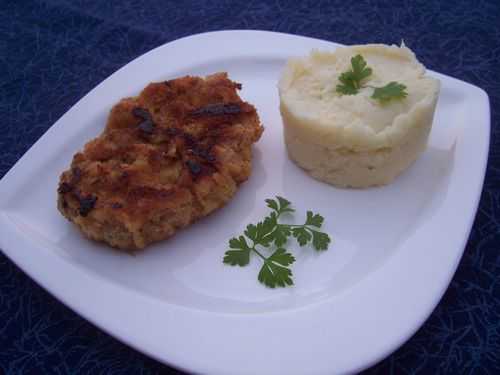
[0,30,490,375]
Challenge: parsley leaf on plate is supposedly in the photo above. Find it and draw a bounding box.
[258,248,296,288]
[266,196,295,216]
[311,230,331,251]
[292,227,312,246]
[223,197,332,288]
[223,236,251,266]
[305,210,324,228]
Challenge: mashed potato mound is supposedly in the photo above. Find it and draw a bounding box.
[278,44,440,188]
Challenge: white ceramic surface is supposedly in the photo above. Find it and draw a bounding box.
[0,30,490,375]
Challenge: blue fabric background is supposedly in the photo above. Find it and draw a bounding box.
[1,0,499,374]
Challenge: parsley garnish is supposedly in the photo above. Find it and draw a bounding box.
[336,54,408,103]
[371,81,408,102]
[336,54,373,95]
[223,196,331,288]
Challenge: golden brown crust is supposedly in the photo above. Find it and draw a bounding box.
[57,73,263,250]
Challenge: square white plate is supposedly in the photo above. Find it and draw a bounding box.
[0,30,490,375]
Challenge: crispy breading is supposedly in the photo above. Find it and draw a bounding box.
[57,73,263,250]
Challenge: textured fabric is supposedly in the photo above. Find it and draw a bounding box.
[1,0,499,373]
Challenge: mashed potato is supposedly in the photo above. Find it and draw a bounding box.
[278,44,440,188]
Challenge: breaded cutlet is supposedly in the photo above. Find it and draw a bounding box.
[57,73,263,250]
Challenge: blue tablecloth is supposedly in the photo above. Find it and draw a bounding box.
[1,1,499,373]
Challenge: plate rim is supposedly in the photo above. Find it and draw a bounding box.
[0,30,491,375]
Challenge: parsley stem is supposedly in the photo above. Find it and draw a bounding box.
[251,246,267,261]
[281,224,311,228]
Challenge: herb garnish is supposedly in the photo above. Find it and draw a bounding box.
[223,196,331,288]
[371,81,408,102]
[336,54,373,95]
[336,54,408,103]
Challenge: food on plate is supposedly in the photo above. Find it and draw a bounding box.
[57,73,263,250]
[278,44,440,188]
[223,196,331,288]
